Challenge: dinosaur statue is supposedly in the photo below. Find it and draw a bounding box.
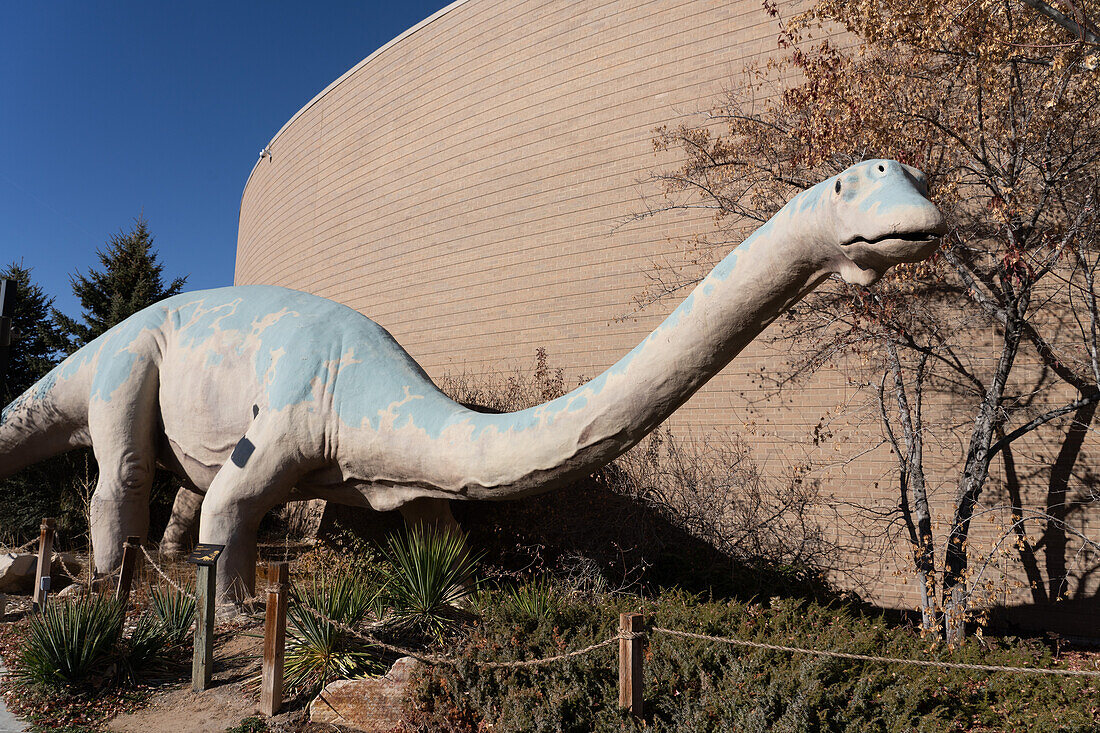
[0,160,946,603]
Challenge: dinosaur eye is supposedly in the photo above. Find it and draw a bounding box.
[835,179,842,194]
[877,164,885,172]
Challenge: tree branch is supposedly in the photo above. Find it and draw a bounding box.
[1018,0,1100,43]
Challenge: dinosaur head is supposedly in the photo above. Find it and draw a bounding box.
[819,159,947,286]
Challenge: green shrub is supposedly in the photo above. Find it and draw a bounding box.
[15,595,124,687]
[149,584,196,646]
[404,591,1100,733]
[284,573,383,693]
[226,716,268,732]
[384,525,483,640]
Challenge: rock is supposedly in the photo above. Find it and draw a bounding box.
[309,656,421,731]
[0,552,83,593]
[0,553,38,593]
[57,582,86,599]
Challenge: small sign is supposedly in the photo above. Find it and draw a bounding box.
[186,543,225,567]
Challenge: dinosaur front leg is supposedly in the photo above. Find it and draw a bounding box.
[90,462,154,577]
[198,429,301,605]
[88,375,159,579]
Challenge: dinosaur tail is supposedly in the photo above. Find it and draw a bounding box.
[0,363,91,479]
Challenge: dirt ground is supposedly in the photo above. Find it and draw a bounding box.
[110,621,260,733]
[106,617,347,733]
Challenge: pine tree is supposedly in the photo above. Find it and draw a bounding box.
[53,216,187,351]
[0,262,64,402]
[0,263,76,543]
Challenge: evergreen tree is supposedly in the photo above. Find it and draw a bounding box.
[53,216,187,351]
[0,263,76,544]
[0,262,64,402]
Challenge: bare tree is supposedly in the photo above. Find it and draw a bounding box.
[632,0,1100,641]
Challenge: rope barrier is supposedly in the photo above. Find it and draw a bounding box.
[53,552,83,583]
[0,538,40,554]
[279,595,1100,679]
[290,599,623,669]
[121,545,1100,683]
[140,545,197,602]
[479,636,619,669]
[653,627,1100,678]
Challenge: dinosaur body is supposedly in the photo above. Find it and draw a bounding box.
[0,160,946,601]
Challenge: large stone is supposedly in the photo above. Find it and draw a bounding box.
[0,553,37,593]
[0,552,83,594]
[309,657,420,731]
[56,582,86,599]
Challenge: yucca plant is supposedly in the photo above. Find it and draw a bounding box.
[149,584,196,646]
[16,595,124,687]
[383,525,483,640]
[504,576,560,621]
[284,573,383,693]
[119,613,172,682]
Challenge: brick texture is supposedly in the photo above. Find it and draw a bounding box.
[236,0,1098,636]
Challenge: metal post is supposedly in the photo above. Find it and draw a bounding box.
[260,562,289,716]
[619,612,645,717]
[32,518,55,612]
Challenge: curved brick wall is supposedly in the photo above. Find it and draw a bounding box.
[237,0,1097,633]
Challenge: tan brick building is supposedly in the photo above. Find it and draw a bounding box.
[236,0,1098,636]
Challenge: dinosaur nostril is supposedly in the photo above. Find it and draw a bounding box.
[835,179,842,194]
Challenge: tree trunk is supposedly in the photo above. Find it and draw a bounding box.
[942,311,1023,644]
[884,343,938,633]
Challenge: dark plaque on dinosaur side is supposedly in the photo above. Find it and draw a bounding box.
[186,543,225,567]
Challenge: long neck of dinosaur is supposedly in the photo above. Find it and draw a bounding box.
[457,194,831,498]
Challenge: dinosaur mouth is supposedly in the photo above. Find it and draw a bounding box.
[840,231,940,248]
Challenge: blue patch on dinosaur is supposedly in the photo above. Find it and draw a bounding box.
[4,159,939,448]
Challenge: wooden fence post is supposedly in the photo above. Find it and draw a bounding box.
[32,518,55,612]
[187,543,223,692]
[115,536,141,607]
[619,612,644,717]
[260,562,289,716]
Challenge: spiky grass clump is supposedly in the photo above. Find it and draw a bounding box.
[15,595,124,687]
[384,525,482,640]
[284,573,383,693]
[503,576,561,622]
[118,613,171,683]
[149,584,196,646]
[15,595,174,689]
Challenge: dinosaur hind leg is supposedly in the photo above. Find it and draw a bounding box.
[398,497,461,535]
[198,423,301,605]
[160,485,203,557]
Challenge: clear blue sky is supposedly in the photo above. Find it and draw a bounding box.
[0,1,452,317]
